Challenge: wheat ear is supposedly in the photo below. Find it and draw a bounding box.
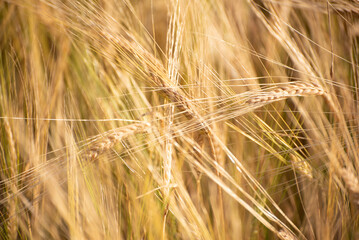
[83,122,151,161]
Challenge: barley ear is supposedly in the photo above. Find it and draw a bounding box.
[83,122,151,161]
[338,168,359,205]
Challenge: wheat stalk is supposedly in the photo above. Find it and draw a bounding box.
[83,122,151,161]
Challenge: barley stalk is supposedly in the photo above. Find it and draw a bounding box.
[3,119,18,240]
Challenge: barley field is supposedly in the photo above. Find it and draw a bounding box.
[1,0,359,239]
